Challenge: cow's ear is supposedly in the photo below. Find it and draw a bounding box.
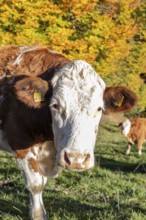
[14,76,51,108]
[103,86,137,113]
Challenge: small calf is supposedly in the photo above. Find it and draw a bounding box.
[120,118,146,156]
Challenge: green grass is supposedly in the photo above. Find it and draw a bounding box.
[0,121,146,220]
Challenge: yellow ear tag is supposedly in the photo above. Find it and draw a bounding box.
[114,95,124,107]
[34,90,44,102]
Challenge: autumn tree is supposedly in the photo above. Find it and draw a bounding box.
[0,0,145,111]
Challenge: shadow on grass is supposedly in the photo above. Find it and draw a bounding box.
[45,196,104,220]
[0,188,29,220]
[0,167,19,175]
[97,157,146,173]
[129,205,146,216]
[1,189,146,220]
[0,187,104,220]
[45,195,146,220]
[0,199,29,220]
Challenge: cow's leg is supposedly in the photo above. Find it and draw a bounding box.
[126,142,133,155]
[137,140,143,156]
[16,148,48,220]
[29,189,47,220]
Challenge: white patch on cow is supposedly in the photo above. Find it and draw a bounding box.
[126,148,131,155]
[50,60,105,170]
[0,129,12,152]
[17,151,46,190]
[138,150,142,156]
[17,150,48,220]
[121,119,131,136]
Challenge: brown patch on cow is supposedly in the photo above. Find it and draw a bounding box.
[37,141,58,177]
[127,118,146,142]
[0,46,70,79]
[15,148,31,159]
[128,137,135,145]
[0,74,54,151]
[28,158,41,173]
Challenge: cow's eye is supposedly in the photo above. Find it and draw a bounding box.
[97,107,102,112]
[52,104,59,111]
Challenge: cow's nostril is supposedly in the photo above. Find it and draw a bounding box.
[64,151,71,166]
[83,153,90,164]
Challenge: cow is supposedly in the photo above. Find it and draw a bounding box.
[120,118,146,156]
[0,46,137,220]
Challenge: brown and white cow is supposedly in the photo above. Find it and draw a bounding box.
[0,46,137,220]
[120,118,146,156]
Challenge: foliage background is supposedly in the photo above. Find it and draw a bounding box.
[0,0,145,112]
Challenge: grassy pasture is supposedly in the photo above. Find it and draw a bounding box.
[0,121,146,220]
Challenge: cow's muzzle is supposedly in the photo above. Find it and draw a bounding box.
[59,149,93,171]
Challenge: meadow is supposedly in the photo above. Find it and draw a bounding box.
[0,120,146,220]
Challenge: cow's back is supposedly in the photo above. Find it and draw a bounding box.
[0,46,70,79]
[129,118,146,140]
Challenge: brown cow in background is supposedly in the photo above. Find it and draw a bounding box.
[120,118,146,156]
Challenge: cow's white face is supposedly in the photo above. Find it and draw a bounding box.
[50,60,105,171]
[120,119,131,136]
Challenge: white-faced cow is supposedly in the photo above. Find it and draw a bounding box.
[120,118,146,156]
[0,46,137,220]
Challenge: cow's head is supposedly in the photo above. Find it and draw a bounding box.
[50,60,137,171]
[3,61,137,172]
